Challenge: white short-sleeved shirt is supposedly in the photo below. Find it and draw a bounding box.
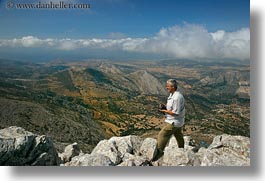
[165,91,185,127]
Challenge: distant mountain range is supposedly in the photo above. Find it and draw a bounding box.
[0,59,250,152]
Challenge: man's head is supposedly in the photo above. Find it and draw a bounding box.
[166,79,178,93]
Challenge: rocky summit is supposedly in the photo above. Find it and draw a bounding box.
[0,126,60,166]
[0,126,250,166]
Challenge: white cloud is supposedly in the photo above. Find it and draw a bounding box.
[58,39,79,50]
[210,28,250,60]
[130,24,249,60]
[20,36,43,47]
[134,24,215,59]
[0,24,250,60]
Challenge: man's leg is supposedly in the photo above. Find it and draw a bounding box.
[157,123,175,151]
[173,127,184,148]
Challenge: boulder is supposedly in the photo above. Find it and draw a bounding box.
[91,139,122,165]
[139,138,157,161]
[0,126,60,166]
[118,155,151,166]
[119,152,151,166]
[59,142,81,163]
[64,153,114,166]
[108,135,143,156]
[168,136,196,151]
[162,145,195,166]
[201,134,250,166]
[89,135,144,165]
[193,147,207,166]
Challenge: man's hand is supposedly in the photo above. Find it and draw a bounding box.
[159,109,167,113]
[159,109,175,115]
[159,104,166,110]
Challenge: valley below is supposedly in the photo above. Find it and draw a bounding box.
[0,58,250,152]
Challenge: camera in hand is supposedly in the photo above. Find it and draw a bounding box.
[159,104,167,115]
[160,104,166,110]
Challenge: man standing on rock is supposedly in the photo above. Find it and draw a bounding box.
[153,79,185,161]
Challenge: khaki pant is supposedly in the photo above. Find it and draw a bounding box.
[157,123,184,151]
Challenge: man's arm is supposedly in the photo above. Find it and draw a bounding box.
[159,109,179,115]
[159,96,183,115]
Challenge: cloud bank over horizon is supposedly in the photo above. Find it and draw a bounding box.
[0,24,250,61]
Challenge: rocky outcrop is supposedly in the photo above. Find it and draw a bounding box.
[236,81,250,99]
[59,142,81,163]
[0,126,250,166]
[0,126,60,166]
[65,135,145,166]
[64,134,250,166]
[139,138,157,161]
[200,134,250,166]
[64,153,114,166]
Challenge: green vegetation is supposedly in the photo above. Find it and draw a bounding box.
[53,70,79,91]
[85,68,112,84]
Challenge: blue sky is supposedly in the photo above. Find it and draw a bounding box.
[0,0,250,61]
